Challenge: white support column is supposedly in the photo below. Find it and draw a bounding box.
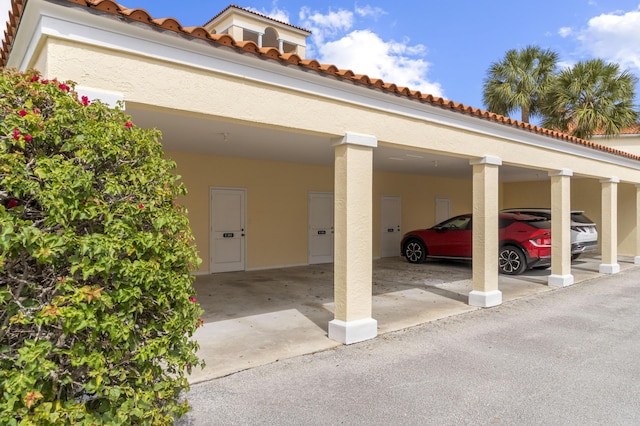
[278,39,284,53]
[600,177,620,274]
[469,156,502,307]
[257,33,264,48]
[329,132,378,344]
[636,184,640,265]
[548,169,574,287]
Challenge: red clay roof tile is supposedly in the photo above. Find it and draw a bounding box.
[593,124,640,136]
[258,46,282,59]
[183,26,210,40]
[280,53,302,65]
[1,0,639,162]
[235,40,259,53]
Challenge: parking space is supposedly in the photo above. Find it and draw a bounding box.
[187,255,638,383]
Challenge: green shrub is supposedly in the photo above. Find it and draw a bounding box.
[0,69,204,425]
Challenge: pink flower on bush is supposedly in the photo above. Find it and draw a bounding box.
[24,134,32,142]
[58,83,70,92]
[138,203,144,209]
[189,297,196,303]
[81,96,90,106]
[125,121,133,129]
[33,108,40,115]
[41,79,49,84]
[30,75,39,82]
[12,128,20,140]
[18,109,27,117]
[7,199,19,209]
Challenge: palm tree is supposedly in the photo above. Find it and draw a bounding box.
[541,59,639,139]
[482,45,559,123]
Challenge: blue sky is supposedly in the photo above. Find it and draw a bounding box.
[4,1,640,117]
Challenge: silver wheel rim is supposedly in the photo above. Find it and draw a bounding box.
[499,249,522,273]
[406,242,423,262]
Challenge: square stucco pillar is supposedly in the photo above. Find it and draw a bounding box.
[548,169,574,287]
[600,177,620,274]
[635,184,640,265]
[329,132,378,344]
[469,156,502,308]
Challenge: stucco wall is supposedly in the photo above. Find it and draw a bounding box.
[168,151,333,272]
[374,172,473,234]
[168,151,476,273]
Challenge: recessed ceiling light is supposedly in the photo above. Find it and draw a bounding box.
[388,157,405,161]
[405,154,424,158]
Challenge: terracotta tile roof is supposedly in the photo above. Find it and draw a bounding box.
[592,124,640,136]
[203,4,311,34]
[2,0,639,163]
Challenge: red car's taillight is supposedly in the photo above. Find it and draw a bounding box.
[529,233,551,247]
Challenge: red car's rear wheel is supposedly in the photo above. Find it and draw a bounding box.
[499,245,527,275]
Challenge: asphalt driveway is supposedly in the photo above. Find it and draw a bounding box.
[177,262,640,425]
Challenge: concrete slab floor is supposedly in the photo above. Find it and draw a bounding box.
[187,255,638,384]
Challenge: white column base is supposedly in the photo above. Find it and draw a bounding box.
[599,263,620,274]
[468,290,502,308]
[328,318,377,344]
[634,256,640,265]
[548,274,574,288]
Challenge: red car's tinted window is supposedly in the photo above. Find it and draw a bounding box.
[438,216,471,230]
[520,218,551,229]
[499,217,550,229]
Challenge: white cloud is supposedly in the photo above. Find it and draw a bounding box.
[558,26,573,38]
[319,30,441,93]
[299,6,444,98]
[299,7,354,46]
[354,5,386,20]
[577,6,640,71]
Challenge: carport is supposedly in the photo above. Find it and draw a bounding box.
[5,0,640,371]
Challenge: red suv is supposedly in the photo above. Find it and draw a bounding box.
[401,213,552,275]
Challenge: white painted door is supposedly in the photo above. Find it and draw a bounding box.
[308,192,334,264]
[435,197,452,225]
[381,196,402,257]
[210,188,246,273]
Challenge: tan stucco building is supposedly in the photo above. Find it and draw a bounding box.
[4,0,640,344]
